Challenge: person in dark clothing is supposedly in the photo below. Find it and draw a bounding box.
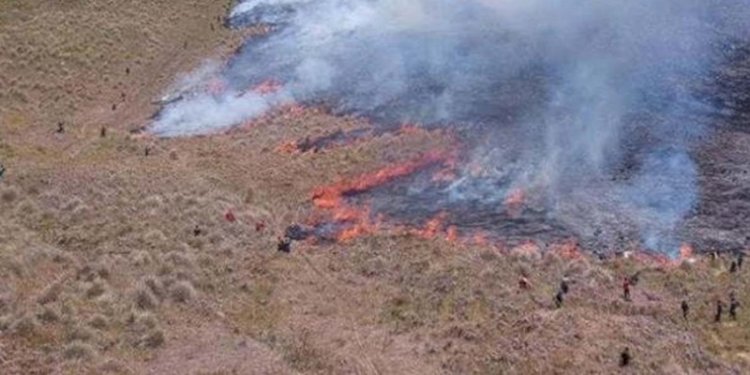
[730,260,738,273]
[193,225,202,237]
[620,347,631,367]
[57,122,65,133]
[554,290,564,308]
[100,126,107,138]
[560,278,570,295]
[715,299,725,322]
[730,293,740,320]
[144,146,151,156]
[681,300,689,321]
[277,236,292,253]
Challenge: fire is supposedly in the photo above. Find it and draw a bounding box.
[275,141,300,154]
[511,241,541,258]
[472,231,488,246]
[679,243,695,262]
[549,239,583,259]
[446,225,458,242]
[431,167,457,182]
[397,123,427,135]
[337,209,378,242]
[251,79,283,94]
[309,151,457,243]
[504,188,525,216]
[467,162,486,178]
[206,78,227,95]
[411,212,448,239]
[312,150,453,210]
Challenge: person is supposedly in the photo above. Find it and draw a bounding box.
[144,146,151,156]
[620,347,631,367]
[277,236,292,253]
[730,260,738,273]
[681,300,689,321]
[100,126,107,138]
[56,121,65,133]
[554,290,564,308]
[730,293,740,320]
[715,299,725,323]
[623,277,631,301]
[518,276,530,290]
[560,278,570,295]
[193,225,201,237]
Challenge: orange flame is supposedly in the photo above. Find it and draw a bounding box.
[312,151,453,210]
[252,79,283,94]
[504,188,525,217]
[679,243,694,262]
[472,231,488,246]
[309,151,457,243]
[511,241,540,258]
[549,239,583,259]
[206,78,227,95]
[446,225,458,242]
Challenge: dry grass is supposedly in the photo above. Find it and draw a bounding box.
[1,1,750,374]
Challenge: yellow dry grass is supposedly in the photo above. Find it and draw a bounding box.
[1,1,750,374]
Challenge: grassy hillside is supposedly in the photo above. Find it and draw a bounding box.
[1,1,749,374]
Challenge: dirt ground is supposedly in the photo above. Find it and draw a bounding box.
[2,1,750,374]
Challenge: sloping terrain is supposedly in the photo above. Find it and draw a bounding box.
[1,1,750,374]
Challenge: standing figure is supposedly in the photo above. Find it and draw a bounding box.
[730,293,740,320]
[623,277,631,301]
[715,299,725,323]
[620,347,631,367]
[554,290,564,308]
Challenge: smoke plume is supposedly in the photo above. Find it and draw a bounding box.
[152,0,750,255]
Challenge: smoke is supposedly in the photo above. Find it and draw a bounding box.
[153,0,750,254]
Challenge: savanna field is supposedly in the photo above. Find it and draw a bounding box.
[2,1,750,374]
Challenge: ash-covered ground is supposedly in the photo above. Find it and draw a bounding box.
[153,0,750,255]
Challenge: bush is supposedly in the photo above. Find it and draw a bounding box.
[134,286,158,310]
[10,314,38,337]
[141,329,165,348]
[37,282,63,305]
[66,325,96,342]
[37,306,60,323]
[86,281,107,299]
[1,187,18,203]
[88,314,108,330]
[144,276,165,299]
[169,281,195,303]
[63,341,97,360]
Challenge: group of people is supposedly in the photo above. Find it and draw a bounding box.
[550,251,745,367]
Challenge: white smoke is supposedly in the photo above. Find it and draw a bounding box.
[152,0,750,253]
